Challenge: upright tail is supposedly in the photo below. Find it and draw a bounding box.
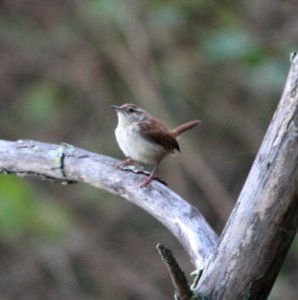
[171,120,201,137]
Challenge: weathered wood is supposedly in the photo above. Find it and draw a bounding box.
[156,243,193,300]
[1,53,297,298]
[194,55,298,298]
[0,139,218,269]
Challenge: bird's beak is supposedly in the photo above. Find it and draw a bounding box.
[111,105,125,114]
[111,105,121,111]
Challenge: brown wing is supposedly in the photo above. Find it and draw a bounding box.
[139,119,180,152]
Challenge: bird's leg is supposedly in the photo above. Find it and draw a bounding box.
[140,162,160,187]
[116,158,138,169]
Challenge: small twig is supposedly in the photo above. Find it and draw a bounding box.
[156,243,193,300]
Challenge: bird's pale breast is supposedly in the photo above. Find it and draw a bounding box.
[115,122,167,164]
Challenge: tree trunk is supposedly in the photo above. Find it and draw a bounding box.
[194,54,298,299]
[0,56,297,299]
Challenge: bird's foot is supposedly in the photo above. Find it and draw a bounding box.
[116,158,137,169]
[139,176,154,187]
[139,174,163,187]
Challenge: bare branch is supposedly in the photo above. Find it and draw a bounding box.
[156,243,193,300]
[0,139,218,269]
[194,55,298,298]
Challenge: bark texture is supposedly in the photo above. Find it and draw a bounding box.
[194,55,298,299]
[0,139,218,269]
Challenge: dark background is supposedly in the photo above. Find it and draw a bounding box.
[0,0,297,299]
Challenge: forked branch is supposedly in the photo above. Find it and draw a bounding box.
[1,53,297,299]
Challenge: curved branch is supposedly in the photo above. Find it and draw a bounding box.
[0,139,218,268]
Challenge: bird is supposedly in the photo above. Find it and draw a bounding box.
[111,103,200,187]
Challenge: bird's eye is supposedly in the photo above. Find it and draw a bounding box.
[128,108,135,113]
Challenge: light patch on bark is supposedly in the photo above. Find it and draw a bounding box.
[242,224,254,247]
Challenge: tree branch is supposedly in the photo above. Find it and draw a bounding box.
[156,243,193,300]
[0,139,218,269]
[194,54,298,298]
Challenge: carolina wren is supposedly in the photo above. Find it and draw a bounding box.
[112,103,200,187]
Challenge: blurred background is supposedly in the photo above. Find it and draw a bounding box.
[0,0,297,299]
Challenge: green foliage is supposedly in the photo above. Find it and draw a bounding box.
[201,27,257,63]
[149,4,185,28]
[88,0,127,22]
[0,176,71,240]
[23,81,61,125]
[247,59,288,91]
[0,0,296,298]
